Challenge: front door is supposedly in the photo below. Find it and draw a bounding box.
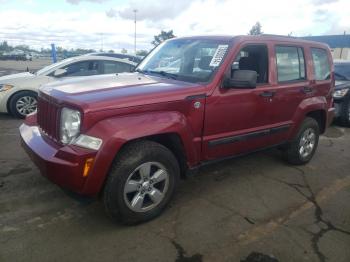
[202,43,278,160]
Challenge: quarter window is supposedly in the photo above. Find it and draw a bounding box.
[311,48,330,81]
[276,46,306,82]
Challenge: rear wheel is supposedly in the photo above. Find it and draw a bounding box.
[9,91,37,119]
[103,141,180,225]
[283,117,320,165]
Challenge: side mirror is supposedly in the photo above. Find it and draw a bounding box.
[223,70,257,89]
[53,68,67,77]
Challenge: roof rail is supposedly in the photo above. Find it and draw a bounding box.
[259,34,296,38]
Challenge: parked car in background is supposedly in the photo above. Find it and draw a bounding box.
[0,55,137,118]
[85,52,143,64]
[333,60,350,126]
[20,35,334,224]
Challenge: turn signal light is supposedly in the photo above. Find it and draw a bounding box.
[83,158,94,177]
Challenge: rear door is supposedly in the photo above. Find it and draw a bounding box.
[267,44,310,144]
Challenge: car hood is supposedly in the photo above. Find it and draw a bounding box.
[0,72,35,83]
[335,80,350,90]
[40,73,207,112]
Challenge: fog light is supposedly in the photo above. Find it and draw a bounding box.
[73,135,102,150]
[83,158,94,177]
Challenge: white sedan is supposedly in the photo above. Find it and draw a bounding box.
[0,55,137,118]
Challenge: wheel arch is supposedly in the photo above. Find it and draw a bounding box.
[306,109,327,134]
[81,111,201,196]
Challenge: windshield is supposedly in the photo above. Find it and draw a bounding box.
[137,38,231,83]
[334,63,350,81]
[36,58,75,76]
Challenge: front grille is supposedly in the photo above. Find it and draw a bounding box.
[37,96,60,141]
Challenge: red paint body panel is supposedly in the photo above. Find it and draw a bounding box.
[20,35,335,196]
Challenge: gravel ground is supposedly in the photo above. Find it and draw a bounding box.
[0,113,349,262]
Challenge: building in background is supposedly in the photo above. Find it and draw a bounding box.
[301,34,350,60]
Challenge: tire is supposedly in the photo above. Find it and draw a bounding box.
[339,97,350,127]
[9,91,37,119]
[103,140,180,225]
[283,117,320,165]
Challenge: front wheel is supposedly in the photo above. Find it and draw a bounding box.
[283,117,320,165]
[103,141,180,225]
[339,98,350,127]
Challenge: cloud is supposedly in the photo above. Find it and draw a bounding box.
[66,0,107,4]
[1,0,350,53]
[107,0,195,22]
[312,0,338,4]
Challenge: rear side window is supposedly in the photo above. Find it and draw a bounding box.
[311,48,330,80]
[275,46,306,82]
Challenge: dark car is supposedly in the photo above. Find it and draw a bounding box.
[85,52,143,64]
[333,60,350,126]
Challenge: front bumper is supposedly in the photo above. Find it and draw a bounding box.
[20,123,97,194]
[333,98,346,118]
[327,107,335,127]
[0,90,10,113]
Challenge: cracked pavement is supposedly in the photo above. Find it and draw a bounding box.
[0,113,349,262]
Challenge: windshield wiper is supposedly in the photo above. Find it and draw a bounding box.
[146,70,179,80]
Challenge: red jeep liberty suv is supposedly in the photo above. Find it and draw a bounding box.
[20,35,335,224]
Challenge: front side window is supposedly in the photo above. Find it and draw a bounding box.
[276,46,306,82]
[137,38,231,83]
[311,48,330,81]
[231,44,269,84]
[62,61,99,77]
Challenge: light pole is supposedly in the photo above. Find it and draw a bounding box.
[133,9,137,55]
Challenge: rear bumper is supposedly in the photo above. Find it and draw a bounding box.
[20,123,97,194]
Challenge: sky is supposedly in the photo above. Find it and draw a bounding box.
[0,0,349,53]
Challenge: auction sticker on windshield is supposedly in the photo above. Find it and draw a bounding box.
[209,45,228,67]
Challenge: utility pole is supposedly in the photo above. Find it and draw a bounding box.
[100,33,104,51]
[133,9,137,55]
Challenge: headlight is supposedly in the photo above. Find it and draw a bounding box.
[0,84,14,92]
[60,107,81,144]
[333,88,349,98]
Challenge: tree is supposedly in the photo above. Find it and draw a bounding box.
[248,22,263,35]
[136,50,148,56]
[121,48,128,54]
[151,30,175,46]
[108,50,114,53]
[0,41,13,52]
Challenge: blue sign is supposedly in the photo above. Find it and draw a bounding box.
[51,43,57,63]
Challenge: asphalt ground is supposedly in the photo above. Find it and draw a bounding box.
[0,58,51,76]
[0,61,349,262]
[0,112,349,262]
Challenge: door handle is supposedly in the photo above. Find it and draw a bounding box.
[301,86,313,94]
[259,91,276,98]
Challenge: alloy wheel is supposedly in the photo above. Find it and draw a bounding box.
[299,128,316,159]
[16,96,37,116]
[123,162,169,212]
